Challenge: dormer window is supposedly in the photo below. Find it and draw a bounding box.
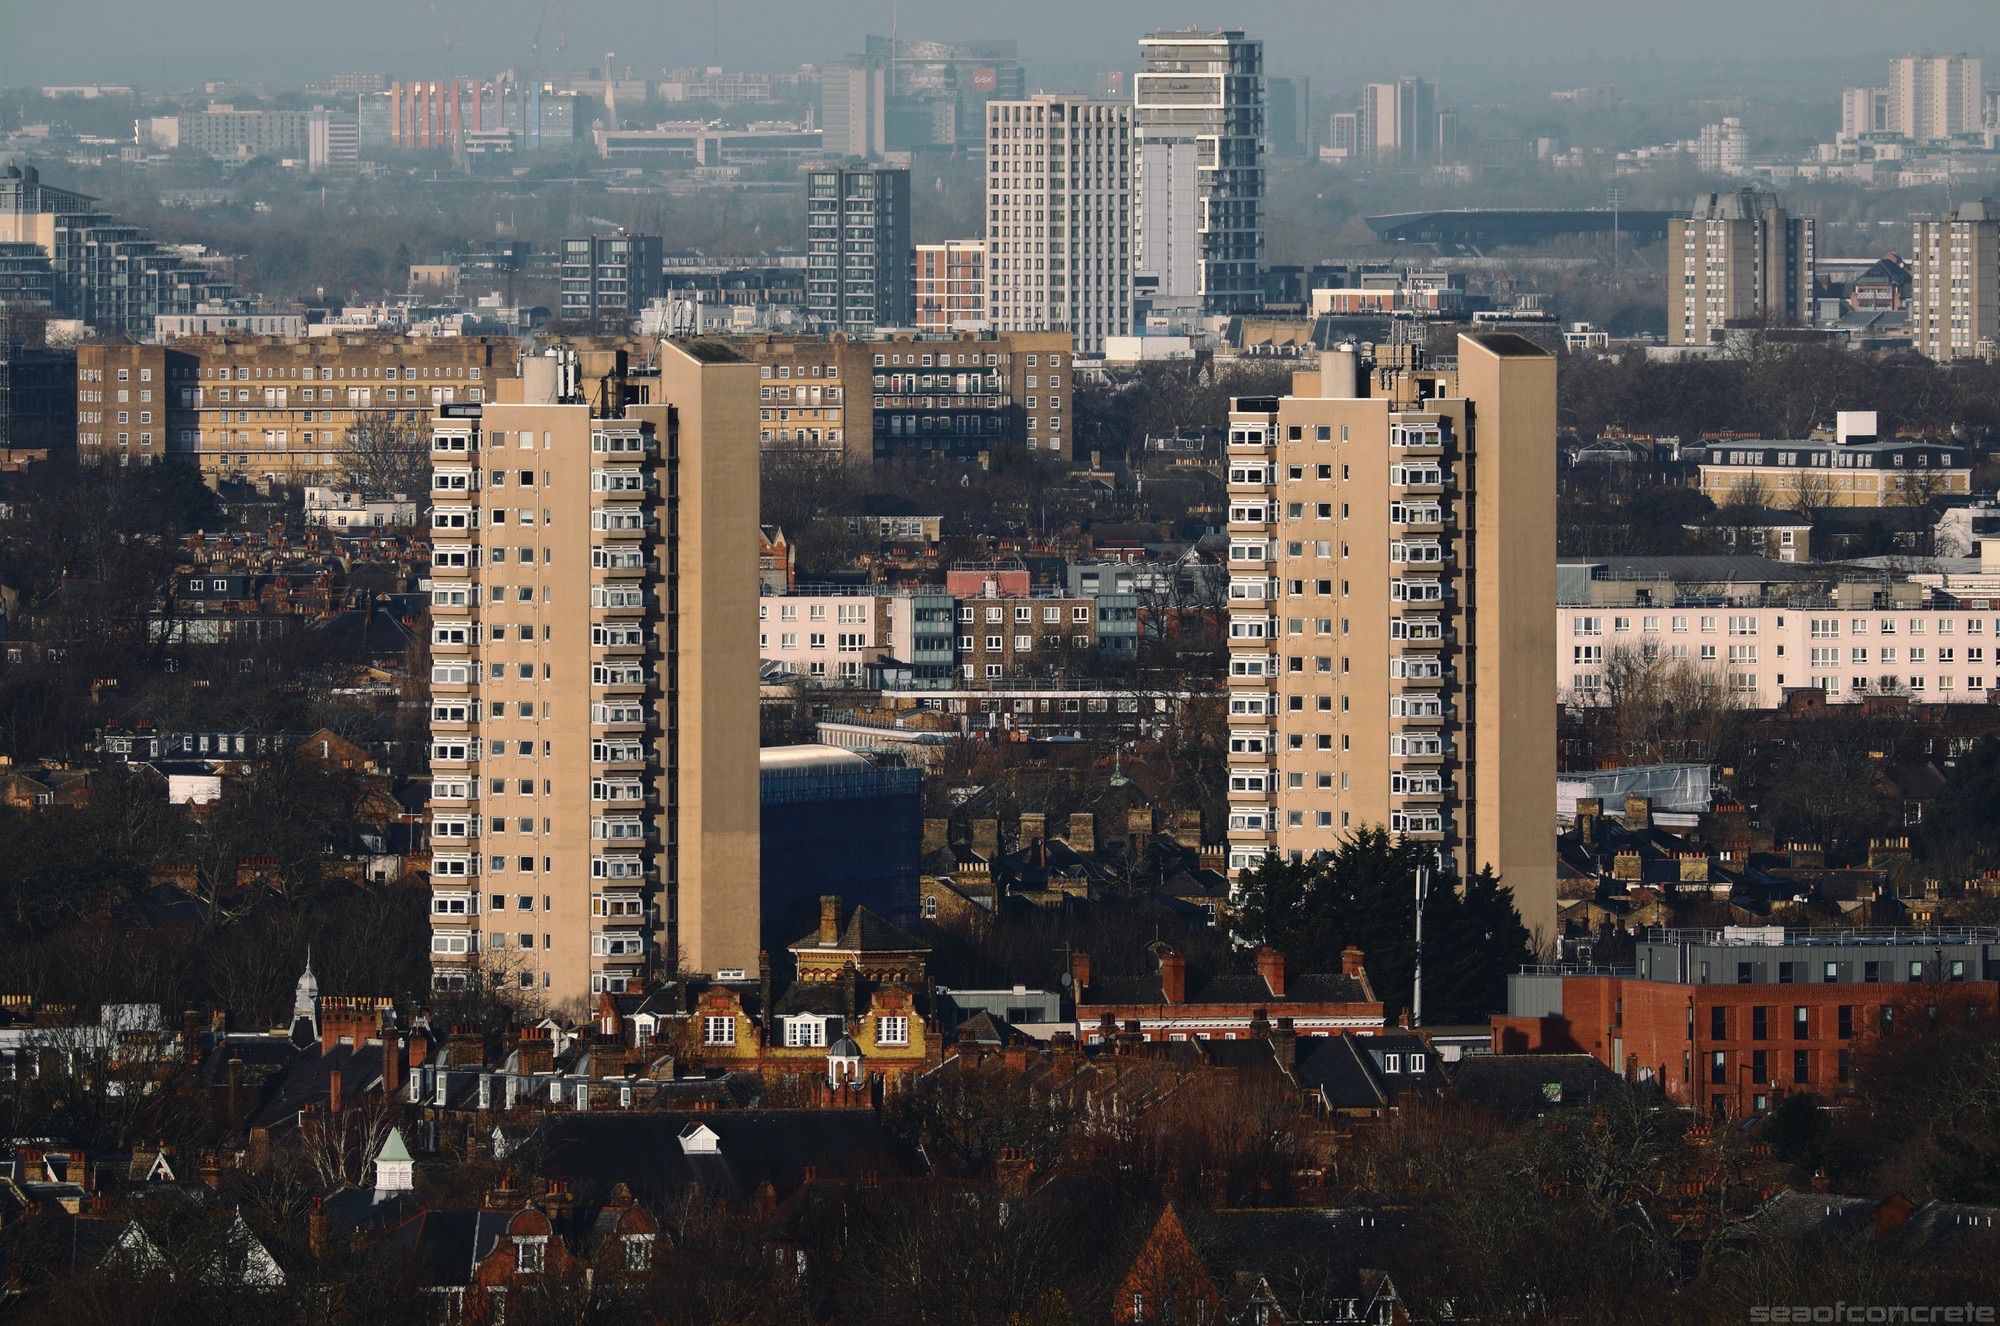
[678,1123,721,1155]
[516,1236,546,1273]
[623,1234,654,1270]
[1383,1053,1402,1074]
[1410,1053,1426,1074]
[786,1016,835,1048]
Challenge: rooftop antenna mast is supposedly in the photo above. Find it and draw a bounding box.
[1411,862,1430,1027]
[1607,186,1625,274]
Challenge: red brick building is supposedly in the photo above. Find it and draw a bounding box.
[1494,927,2000,1118]
[1076,943,1384,1044]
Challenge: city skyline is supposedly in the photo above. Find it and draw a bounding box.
[4,0,1997,91]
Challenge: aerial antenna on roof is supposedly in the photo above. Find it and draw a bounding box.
[1411,865,1428,1028]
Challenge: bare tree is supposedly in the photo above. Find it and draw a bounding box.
[300,1093,400,1188]
[340,416,429,502]
[1890,467,1952,557]
[1575,643,1742,766]
[1789,465,1836,524]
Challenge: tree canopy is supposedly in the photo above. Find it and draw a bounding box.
[1232,828,1532,1024]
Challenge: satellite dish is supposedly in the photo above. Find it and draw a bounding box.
[1058,972,1073,988]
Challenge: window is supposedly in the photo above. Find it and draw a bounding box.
[703,1016,736,1046]
[877,1015,910,1047]
[623,1235,653,1271]
[516,1237,546,1273]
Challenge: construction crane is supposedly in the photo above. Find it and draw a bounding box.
[530,0,569,66]
[427,0,457,54]
[530,0,550,63]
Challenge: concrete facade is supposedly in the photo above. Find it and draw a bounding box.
[1223,333,1557,939]
[77,335,512,483]
[426,341,761,1011]
[1911,199,1999,362]
[1667,191,1815,347]
[1134,29,1264,318]
[742,329,1074,464]
[984,95,1133,354]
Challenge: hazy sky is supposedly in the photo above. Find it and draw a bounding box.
[2,0,1995,92]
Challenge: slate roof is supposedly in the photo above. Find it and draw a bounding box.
[1558,817,1748,895]
[1182,1207,1409,1322]
[772,983,851,1017]
[202,1036,390,1137]
[1448,1053,1625,1113]
[1292,1033,1445,1110]
[1745,1191,2000,1259]
[787,905,928,957]
[380,1208,516,1287]
[951,1010,1016,1048]
[1083,967,1368,1008]
[515,1110,926,1211]
[321,1185,421,1245]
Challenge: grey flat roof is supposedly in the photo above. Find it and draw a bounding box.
[1463,330,1551,358]
[673,337,746,364]
[1559,555,1840,583]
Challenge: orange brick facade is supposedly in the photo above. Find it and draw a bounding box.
[1495,974,2000,1118]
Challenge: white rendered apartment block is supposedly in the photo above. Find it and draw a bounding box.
[1562,549,2000,708]
[985,95,1133,354]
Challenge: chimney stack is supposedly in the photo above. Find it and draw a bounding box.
[382,1026,403,1097]
[1157,947,1187,1003]
[1069,949,1092,991]
[1624,795,1652,833]
[1067,812,1095,853]
[995,1147,1035,1197]
[1127,805,1153,854]
[1575,797,1602,846]
[1256,946,1287,998]
[1271,1016,1297,1073]
[818,895,841,945]
[1340,945,1366,979]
